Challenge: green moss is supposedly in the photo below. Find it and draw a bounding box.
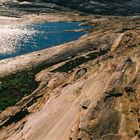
[0,70,38,111]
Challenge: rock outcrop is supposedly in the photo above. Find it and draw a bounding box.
[1,0,140,16]
[43,0,140,15]
[0,0,140,139]
[0,14,139,140]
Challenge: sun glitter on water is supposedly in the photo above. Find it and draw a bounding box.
[0,24,35,55]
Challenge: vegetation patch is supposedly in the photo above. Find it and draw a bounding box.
[0,70,38,111]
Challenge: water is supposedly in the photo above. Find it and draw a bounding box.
[0,22,91,60]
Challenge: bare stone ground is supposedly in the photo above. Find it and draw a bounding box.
[0,10,140,140]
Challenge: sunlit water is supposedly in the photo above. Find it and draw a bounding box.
[0,22,91,60]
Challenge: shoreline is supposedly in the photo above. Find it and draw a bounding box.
[0,9,140,140]
[0,13,139,79]
[0,12,96,78]
[0,12,93,25]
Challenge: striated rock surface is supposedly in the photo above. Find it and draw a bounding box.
[43,0,140,15]
[0,13,139,140]
[0,0,140,16]
[0,0,140,140]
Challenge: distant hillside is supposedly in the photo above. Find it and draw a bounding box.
[34,0,140,15]
[1,0,140,16]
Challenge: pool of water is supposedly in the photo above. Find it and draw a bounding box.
[0,22,91,60]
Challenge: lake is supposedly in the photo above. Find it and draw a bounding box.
[0,22,91,60]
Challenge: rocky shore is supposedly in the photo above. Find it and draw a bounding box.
[0,1,140,140]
